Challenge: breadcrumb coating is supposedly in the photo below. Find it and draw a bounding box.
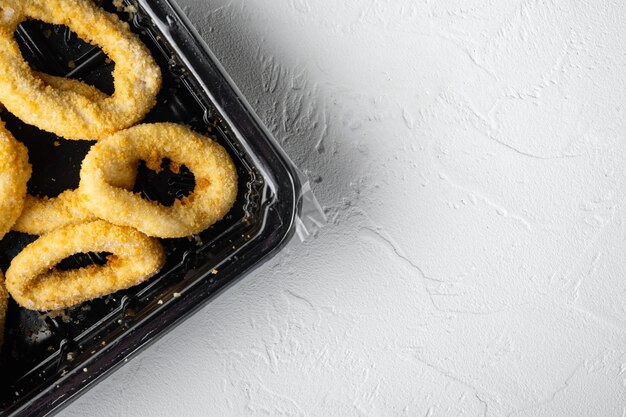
[0,120,31,239]
[0,272,7,349]
[12,190,96,235]
[79,123,238,238]
[0,0,161,140]
[6,220,165,311]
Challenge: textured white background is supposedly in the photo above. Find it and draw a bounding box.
[61,0,626,416]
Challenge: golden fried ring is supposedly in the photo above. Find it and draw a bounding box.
[6,220,165,311]
[0,120,31,238]
[80,123,238,238]
[0,272,7,349]
[13,162,137,235]
[0,0,162,140]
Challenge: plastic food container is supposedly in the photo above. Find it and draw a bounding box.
[0,1,319,415]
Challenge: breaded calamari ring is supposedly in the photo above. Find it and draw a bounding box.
[6,220,165,311]
[13,163,137,235]
[0,121,31,238]
[0,0,161,140]
[79,123,238,238]
[0,272,7,349]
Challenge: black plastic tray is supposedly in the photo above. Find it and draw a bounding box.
[0,1,302,415]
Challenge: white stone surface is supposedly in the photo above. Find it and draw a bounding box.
[61,1,626,416]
